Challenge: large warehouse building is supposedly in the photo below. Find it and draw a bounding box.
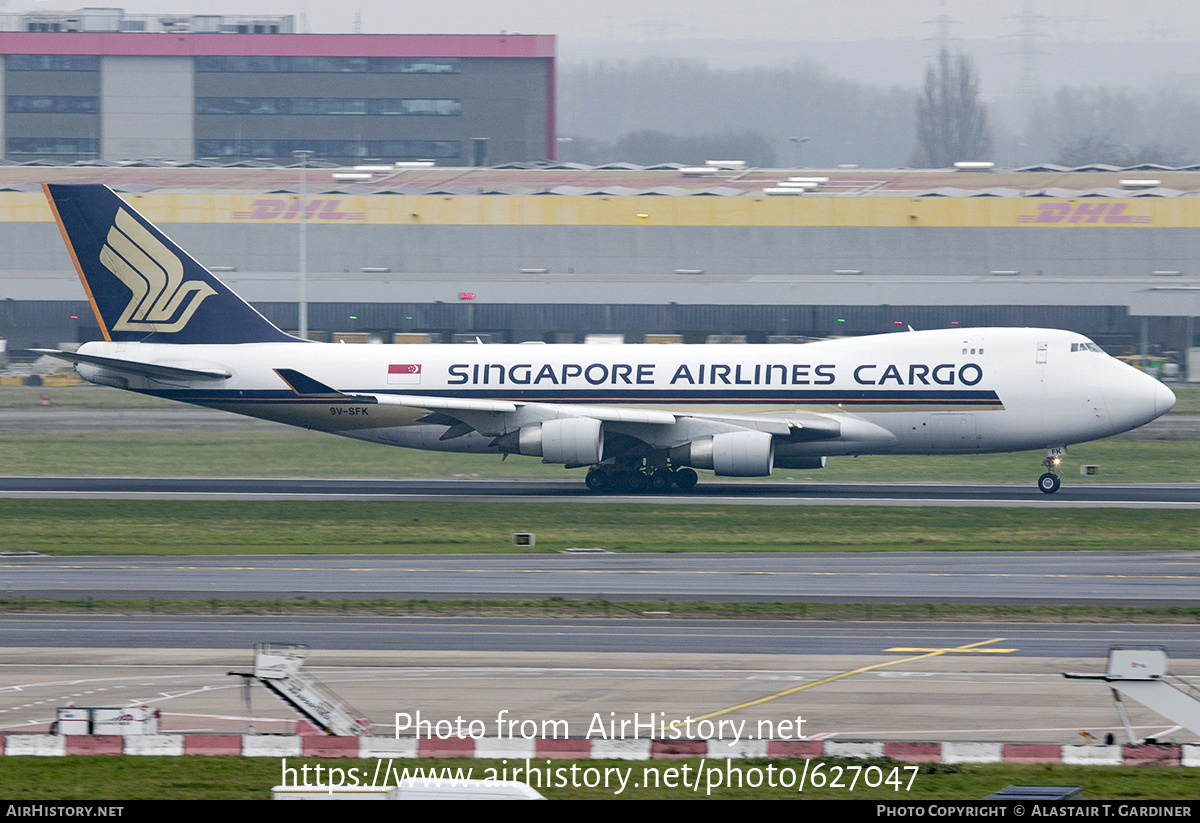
[0,9,555,165]
[0,9,1195,370]
[0,164,1198,369]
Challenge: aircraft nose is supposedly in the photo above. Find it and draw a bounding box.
[1103,361,1175,434]
[1156,380,1177,418]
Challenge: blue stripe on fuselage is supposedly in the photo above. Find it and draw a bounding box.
[136,387,1004,406]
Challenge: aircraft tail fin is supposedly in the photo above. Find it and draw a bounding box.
[44,183,299,345]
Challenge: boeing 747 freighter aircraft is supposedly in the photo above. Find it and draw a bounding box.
[36,184,1175,493]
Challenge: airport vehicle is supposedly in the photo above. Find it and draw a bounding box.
[37,183,1175,494]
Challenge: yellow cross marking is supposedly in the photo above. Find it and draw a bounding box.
[672,638,1013,728]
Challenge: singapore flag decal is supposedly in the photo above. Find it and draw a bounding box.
[388,363,422,385]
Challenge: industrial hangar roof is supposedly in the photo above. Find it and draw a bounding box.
[0,164,1197,197]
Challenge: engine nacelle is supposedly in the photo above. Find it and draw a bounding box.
[493,417,605,465]
[670,430,775,477]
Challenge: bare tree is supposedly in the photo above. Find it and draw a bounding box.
[611,130,777,167]
[559,58,917,167]
[911,49,992,168]
[1045,86,1194,167]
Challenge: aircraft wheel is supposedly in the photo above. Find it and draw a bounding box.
[609,470,632,492]
[1037,473,1061,494]
[649,469,673,492]
[673,468,698,491]
[626,471,650,493]
[585,469,609,492]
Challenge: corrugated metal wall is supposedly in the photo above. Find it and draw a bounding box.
[2,299,1166,354]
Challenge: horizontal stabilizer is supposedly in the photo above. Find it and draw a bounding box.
[31,349,231,381]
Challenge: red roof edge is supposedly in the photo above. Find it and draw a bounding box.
[0,32,555,58]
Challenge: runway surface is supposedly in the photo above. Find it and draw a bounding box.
[2,631,1197,743]
[4,551,1199,604]
[3,615,1198,657]
[4,417,1196,748]
[3,475,1200,507]
[2,420,1195,747]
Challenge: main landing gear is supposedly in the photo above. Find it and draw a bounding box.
[585,462,698,494]
[1037,447,1065,494]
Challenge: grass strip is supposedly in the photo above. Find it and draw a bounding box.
[4,380,1200,486]
[0,500,1198,555]
[0,386,181,409]
[0,756,1196,800]
[3,428,1200,483]
[1,597,1198,623]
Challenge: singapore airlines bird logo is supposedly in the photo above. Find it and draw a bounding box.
[100,208,216,333]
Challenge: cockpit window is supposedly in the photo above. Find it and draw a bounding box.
[1071,342,1104,353]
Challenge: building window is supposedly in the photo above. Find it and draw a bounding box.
[8,95,99,114]
[375,99,461,115]
[7,137,98,156]
[196,98,280,115]
[196,97,461,116]
[195,139,461,160]
[195,56,460,74]
[379,58,461,74]
[368,141,461,158]
[5,54,100,72]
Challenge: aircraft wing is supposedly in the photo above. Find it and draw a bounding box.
[275,368,519,413]
[277,369,673,422]
[680,410,843,440]
[274,371,854,443]
[331,387,835,439]
[376,394,848,444]
[275,370,892,461]
[360,393,520,415]
[369,395,676,425]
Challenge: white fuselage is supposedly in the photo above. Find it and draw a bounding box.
[74,326,1173,460]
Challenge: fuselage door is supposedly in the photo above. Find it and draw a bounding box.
[1036,341,1048,364]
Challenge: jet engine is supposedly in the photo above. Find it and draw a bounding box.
[493,417,605,465]
[670,430,775,476]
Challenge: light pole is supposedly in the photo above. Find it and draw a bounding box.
[293,150,313,339]
[556,136,574,162]
[789,136,810,169]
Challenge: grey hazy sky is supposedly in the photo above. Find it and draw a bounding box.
[6,2,1198,95]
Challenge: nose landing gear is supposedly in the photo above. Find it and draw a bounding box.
[1037,471,1061,494]
[1037,446,1065,494]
